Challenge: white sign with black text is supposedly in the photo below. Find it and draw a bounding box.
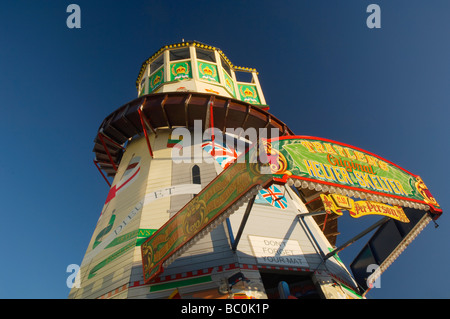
[248,235,309,268]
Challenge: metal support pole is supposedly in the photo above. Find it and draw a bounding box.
[226,218,235,249]
[93,160,111,187]
[139,100,157,135]
[98,133,117,171]
[297,215,326,260]
[138,108,154,158]
[324,216,391,261]
[298,210,328,218]
[231,195,256,251]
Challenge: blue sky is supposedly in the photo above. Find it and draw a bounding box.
[0,1,449,299]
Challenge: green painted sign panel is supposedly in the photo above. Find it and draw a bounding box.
[269,137,441,212]
[170,61,192,81]
[238,84,260,104]
[149,68,164,93]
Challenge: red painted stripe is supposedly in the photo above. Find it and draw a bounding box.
[117,166,141,192]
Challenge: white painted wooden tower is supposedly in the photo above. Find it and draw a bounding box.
[68,41,408,300]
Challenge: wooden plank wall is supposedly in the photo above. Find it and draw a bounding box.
[69,136,152,299]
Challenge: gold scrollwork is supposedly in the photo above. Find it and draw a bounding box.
[415,176,438,206]
[182,198,207,236]
[262,141,291,175]
[142,243,154,272]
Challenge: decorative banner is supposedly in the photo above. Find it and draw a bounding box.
[170,61,192,81]
[238,84,260,104]
[198,62,219,83]
[141,150,274,283]
[351,200,409,223]
[149,68,164,93]
[267,136,441,213]
[320,193,410,223]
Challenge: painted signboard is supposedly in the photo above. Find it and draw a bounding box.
[170,61,192,81]
[248,235,309,268]
[149,68,164,93]
[267,136,441,213]
[141,151,274,283]
[198,62,219,83]
[238,84,260,104]
[320,193,410,223]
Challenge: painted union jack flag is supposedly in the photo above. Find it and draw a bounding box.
[259,185,288,209]
[202,140,239,169]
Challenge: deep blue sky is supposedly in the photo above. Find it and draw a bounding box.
[0,1,448,299]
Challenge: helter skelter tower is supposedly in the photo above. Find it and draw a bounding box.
[69,41,442,299]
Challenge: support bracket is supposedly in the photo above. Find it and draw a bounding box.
[231,194,256,251]
[138,102,154,159]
